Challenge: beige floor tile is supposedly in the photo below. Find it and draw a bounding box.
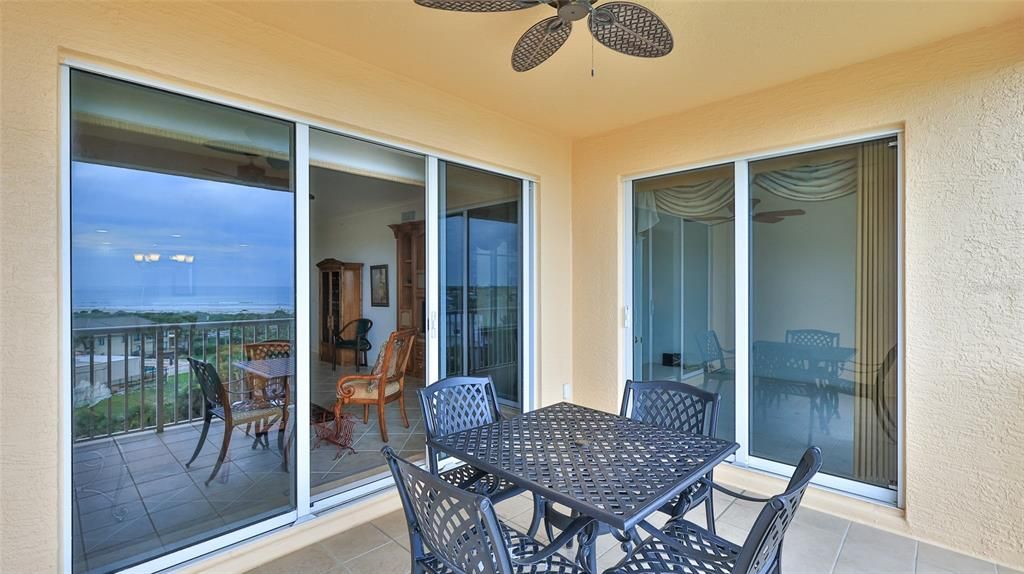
[247,543,337,574]
[343,541,410,574]
[318,523,391,563]
[778,513,849,574]
[371,510,412,548]
[916,543,996,574]
[834,523,916,574]
[996,566,1024,574]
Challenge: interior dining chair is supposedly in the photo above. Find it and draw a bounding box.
[185,357,288,485]
[242,339,292,442]
[621,380,721,532]
[606,447,823,574]
[419,376,544,534]
[382,446,583,574]
[332,318,373,372]
[785,328,842,424]
[334,328,416,442]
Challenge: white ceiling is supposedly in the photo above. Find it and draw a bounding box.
[217,0,1024,138]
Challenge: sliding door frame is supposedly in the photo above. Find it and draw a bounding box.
[622,129,904,506]
[59,59,538,574]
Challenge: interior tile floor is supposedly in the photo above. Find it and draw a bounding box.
[249,489,1021,574]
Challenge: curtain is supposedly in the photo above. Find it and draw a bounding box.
[637,158,858,232]
[853,140,899,486]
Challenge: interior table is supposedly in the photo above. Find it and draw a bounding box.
[428,401,739,572]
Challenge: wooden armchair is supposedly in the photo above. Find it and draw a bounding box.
[334,328,417,442]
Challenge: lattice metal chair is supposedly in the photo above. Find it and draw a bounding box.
[606,447,822,574]
[621,380,721,531]
[785,329,843,425]
[185,358,288,485]
[382,446,585,574]
[696,331,735,394]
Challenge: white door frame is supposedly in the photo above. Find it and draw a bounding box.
[622,130,904,506]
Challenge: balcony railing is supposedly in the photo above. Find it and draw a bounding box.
[72,318,294,441]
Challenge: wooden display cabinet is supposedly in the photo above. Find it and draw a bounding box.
[316,259,364,366]
[388,221,425,377]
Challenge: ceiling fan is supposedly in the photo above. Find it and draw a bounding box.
[692,199,806,225]
[413,0,674,72]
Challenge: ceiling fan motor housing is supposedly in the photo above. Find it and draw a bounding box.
[554,0,595,22]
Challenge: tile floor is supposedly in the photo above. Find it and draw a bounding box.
[250,489,1022,574]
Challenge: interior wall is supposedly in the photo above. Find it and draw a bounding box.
[313,198,423,355]
[0,3,573,572]
[572,20,1024,568]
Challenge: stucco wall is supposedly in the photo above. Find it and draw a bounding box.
[0,2,573,572]
[572,19,1024,568]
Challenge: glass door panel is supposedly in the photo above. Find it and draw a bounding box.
[749,137,898,490]
[632,164,735,441]
[308,128,426,500]
[69,70,296,574]
[439,162,523,410]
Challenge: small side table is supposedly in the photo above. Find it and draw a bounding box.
[310,403,356,459]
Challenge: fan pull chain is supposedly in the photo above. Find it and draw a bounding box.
[591,35,596,77]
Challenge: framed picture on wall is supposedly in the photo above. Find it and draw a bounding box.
[370,264,389,307]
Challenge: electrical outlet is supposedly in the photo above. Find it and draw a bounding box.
[562,383,571,400]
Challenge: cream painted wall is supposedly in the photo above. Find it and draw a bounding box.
[572,19,1024,569]
[0,2,572,572]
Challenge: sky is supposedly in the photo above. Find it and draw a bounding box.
[71,162,295,311]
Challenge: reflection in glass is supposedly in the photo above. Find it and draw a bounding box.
[750,138,898,489]
[70,70,295,573]
[308,128,426,500]
[632,164,735,441]
[440,163,523,409]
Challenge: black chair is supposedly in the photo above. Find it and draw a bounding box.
[332,318,373,372]
[606,447,823,574]
[382,447,584,574]
[418,377,536,512]
[185,358,288,485]
[785,329,843,426]
[696,331,735,393]
[621,380,721,531]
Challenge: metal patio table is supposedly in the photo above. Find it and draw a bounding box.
[428,401,739,573]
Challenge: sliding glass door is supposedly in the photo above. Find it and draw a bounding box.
[69,69,296,573]
[632,164,735,441]
[439,162,524,410]
[627,135,900,501]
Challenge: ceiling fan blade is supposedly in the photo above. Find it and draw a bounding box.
[512,16,572,72]
[752,214,784,224]
[414,0,540,12]
[588,2,673,58]
[757,209,806,217]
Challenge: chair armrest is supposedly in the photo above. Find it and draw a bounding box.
[708,480,772,502]
[336,373,382,398]
[509,516,594,566]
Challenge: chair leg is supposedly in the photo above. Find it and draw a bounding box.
[363,404,369,424]
[527,494,545,537]
[399,393,410,429]
[206,422,232,485]
[186,412,212,467]
[378,402,389,443]
[704,494,716,534]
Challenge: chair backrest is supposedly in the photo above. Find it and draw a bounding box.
[370,329,418,384]
[339,318,373,341]
[187,357,226,410]
[382,446,512,574]
[696,330,727,373]
[732,447,822,574]
[243,340,292,361]
[419,376,501,472]
[785,329,839,348]
[620,380,720,437]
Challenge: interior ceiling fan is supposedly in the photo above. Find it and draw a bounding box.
[414,0,674,72]
[694,199,806,225]
[201,145,290,188]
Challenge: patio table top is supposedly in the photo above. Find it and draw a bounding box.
[429,401,738,531]
[233,356,295,380]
